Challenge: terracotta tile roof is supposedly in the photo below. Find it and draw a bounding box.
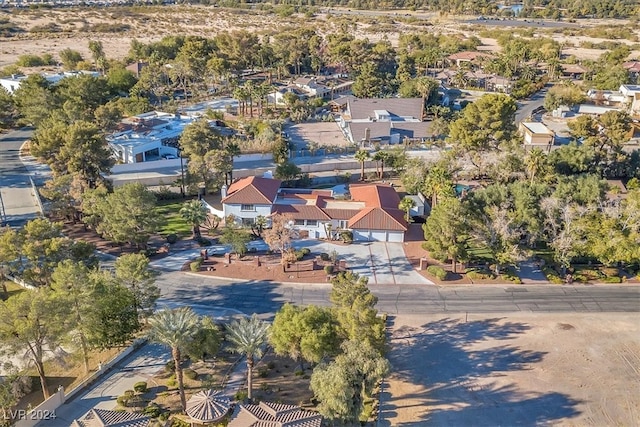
[322,208,360,220]
[623,61,640,72]
[319,199,364,220]
[72,409,150,427]
[272,204,331,220]
[348,207,407,231]
[228,401,322,427]
[349,183,401,208]
[561,64,588,74]
[222,176,282,205]
[448,51,493,61]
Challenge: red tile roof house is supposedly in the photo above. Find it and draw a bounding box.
[221,176,282,227]
[447,51,494,68]
[219,177,408,242]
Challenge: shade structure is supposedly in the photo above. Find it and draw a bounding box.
[186,389,232,423]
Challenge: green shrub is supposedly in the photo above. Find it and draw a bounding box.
[197,237,211,247]
[167,378,177,388]
[124,390,135,397]
[324,265,334,275]
[183,368,198,380]
[542,267,564,284]
[320,252,330,261]
[258,368,268,378]
[234,390,248,402]
[169,418,191,427]
[16,54,45,67]
[145,248,157,258]
[190,261,202,272]
[294,369,304,376]
[466,269,495,280]
[166,233,178,244]
[600,267,619,277]
[426,265,448,281]
[143,403,162,418]
[501,272,522,284]
[339,230,353,243]
[127,395,145,408]
[301,248,311,256]
[165,360,175,373]
[133,381,147,393]
[574,268,604,280]
[116,395,129,407]
[602,276,622,283]
[294,250,305,261]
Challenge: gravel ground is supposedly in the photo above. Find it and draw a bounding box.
[380,312,640,426]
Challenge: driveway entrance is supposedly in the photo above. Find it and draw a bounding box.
[293,240,433,286]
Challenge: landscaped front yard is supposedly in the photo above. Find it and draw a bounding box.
[155,199,192,238]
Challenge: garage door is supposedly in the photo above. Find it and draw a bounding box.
[353,230,370,242]
[370,231,387,241]
[387,232,404,242]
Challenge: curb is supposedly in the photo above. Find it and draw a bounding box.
[183,271,332,288]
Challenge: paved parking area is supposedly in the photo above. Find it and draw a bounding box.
[292,240,433,286]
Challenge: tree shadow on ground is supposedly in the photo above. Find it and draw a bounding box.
[166,279,296,316]
[380,317,582,426]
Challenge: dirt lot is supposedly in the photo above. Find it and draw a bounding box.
[381,312,640,426]
[1,6,639,69]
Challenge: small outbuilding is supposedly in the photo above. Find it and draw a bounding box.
[519,122,555,147]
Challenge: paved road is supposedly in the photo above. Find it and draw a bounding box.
[155,271,640,315]
[0,128,41,227]
[515,85,550,124]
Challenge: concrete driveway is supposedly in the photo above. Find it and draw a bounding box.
[41,343,170,427]
[292,240,433,286]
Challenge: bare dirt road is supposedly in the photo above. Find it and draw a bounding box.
[381,313,640,426]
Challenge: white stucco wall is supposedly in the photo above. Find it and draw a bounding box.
[223,203,272,224]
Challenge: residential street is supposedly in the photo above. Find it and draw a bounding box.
[0,128,40,227]
[154,270,640,315]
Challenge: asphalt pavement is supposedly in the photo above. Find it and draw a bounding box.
[0,128,41,227]
[154,270,640,316]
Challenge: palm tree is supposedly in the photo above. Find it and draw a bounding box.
[398,197,416,222]
[149,307,201,412]
[373,150,390,179]
[224,139,241,185]
[225,314,270,401]
[525,148,546,185]
[519,64,537,81]
[452,69,469,89]
[423,164,454,208]
[180,200,208,239]
[415,76,438,119]
[355,149,370,181]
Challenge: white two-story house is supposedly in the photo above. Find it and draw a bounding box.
[221,176,282,226]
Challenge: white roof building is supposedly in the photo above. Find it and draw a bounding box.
[0,71,100,94]
[108,111,197,164]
